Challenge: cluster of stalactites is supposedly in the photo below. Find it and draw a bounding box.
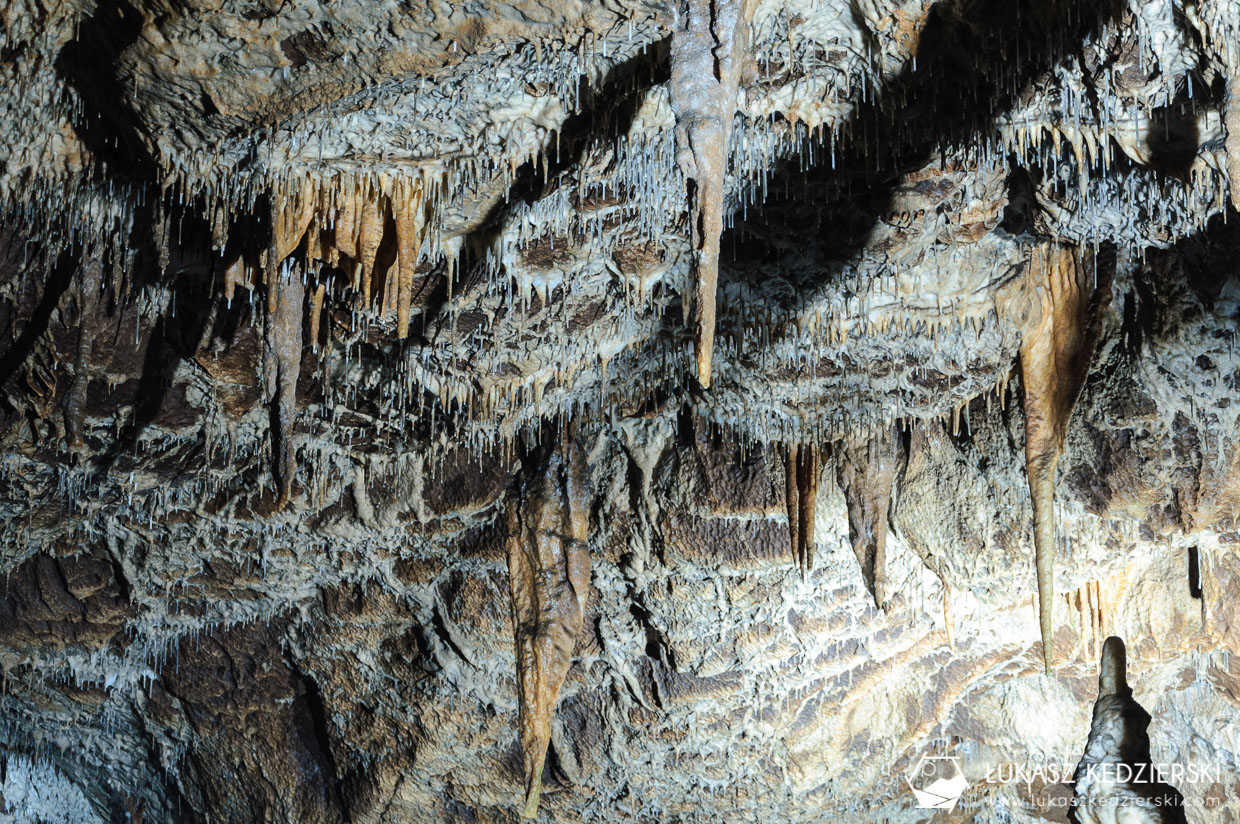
[210,169,439,506]
[779,425,905,609]
[1189,0,1240,205]
[762,239,1110,675]
[219,170,439,341]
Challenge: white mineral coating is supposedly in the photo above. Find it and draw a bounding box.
[1,756,104,824]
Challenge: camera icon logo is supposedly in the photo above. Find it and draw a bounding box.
[906,754,968,811]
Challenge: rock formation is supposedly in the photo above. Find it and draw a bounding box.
[1019,244,1110,673]
[836,426,905,610]
[505,436,591,817]
[1070,636,1188,823]
[1,0,1239,821]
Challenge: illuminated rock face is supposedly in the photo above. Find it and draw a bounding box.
[1070,637,1189,824]
[1,0,1239,822]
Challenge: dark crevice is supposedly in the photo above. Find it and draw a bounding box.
[54,0,158,183]
[0,245,80,415]
[618,558,673,668]
[430,602,473,666]
[1187,546,1202,599]
[297,674,350,823]
[92,211,218,477]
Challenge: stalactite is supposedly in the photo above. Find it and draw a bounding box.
[1018,245,1108,674]
[505,438,591,818]
[263,262,305,507]
[269,178,316,315]
[223,255,247,304]
[784,443,800,576]
[392,176,428,339]
[308,282,326,353]
[333,182,360,262]
[1091,581,1104,667]
[1198,546,1213,634]
[783,443,817,579]
[272,177,316,262]
[669,0,754,387]
[835,426,904,610]
[942,585,955,649]
[1226,69,1240,212]
[64,258,101,449]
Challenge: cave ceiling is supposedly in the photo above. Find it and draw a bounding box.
[1,0,1239,822]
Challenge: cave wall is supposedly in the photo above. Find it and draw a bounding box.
[2,236,1239,821]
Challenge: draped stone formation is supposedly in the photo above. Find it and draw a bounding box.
[1018,245,1109,673]
[506,440,591,818]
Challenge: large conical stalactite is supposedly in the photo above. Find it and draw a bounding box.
[835,426,905,610]
[263,263,305,507]
[1226,68,1240,212]
[270,178,317,279]
[784,443,818,579]
[669,0,754,388]
[1019,244,1108,674]
[505,438,591,818]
